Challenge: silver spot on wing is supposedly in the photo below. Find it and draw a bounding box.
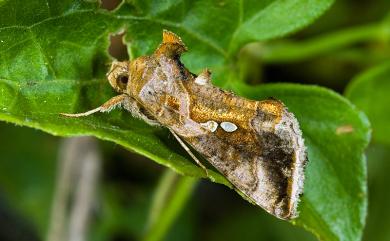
[200,120,218,132]
[194,75,208,85]
[220,122,238,132]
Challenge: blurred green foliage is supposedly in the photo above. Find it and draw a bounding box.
[346,63,390,241]
[0,0,389,241]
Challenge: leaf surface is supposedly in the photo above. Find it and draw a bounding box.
[345,62,390,145]
[235,83,370,241]
[0,1,371,240]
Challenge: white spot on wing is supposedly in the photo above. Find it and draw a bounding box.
[220,122,238,132]
[195,75,208,85]
[200,120,218,132]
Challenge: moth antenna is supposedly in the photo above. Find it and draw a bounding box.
[169,129,209,177]
[60,106,102,117]
[60,94,127,118]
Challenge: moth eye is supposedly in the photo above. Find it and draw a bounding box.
[117,74,128,90]
[119,74,128,84]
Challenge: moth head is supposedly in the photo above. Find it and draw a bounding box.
[107,60,130,93]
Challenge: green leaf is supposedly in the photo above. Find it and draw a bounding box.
[234,83,370,241]
[344,60,390,241]
[0,0,334,181]
[345,62,390,146]
[256,23,387,63]
[228,0,335,52]
[0,1,372,241]
[117,0,334,85]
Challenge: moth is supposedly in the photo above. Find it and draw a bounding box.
[62,30,307,220]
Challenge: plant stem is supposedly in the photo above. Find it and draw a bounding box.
[245,22,389,63]
[47,137,101,241]
[143,169,198,241]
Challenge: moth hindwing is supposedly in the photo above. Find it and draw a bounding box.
[61,30,307,220]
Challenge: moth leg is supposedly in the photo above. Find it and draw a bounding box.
[60,94,127,117]
[169,129,209,177]
[122,97,160,126]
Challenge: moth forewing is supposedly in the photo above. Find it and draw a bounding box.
[175,99,306,220]
[61,30,307,220]
[251,107,306,219]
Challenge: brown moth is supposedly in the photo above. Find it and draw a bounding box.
[62,30,307,220]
